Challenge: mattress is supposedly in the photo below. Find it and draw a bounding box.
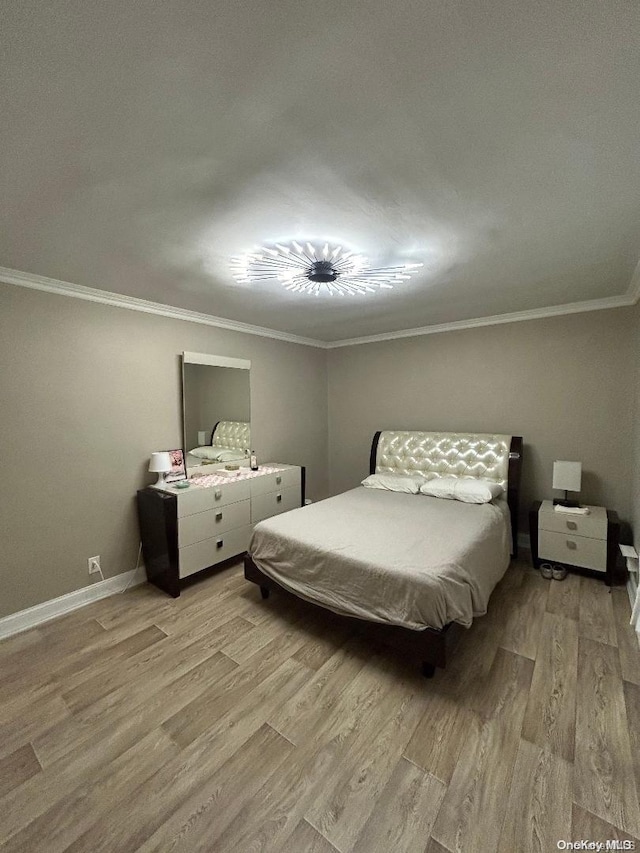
[249,487,511,631]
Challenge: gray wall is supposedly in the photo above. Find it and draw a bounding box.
[631,303,640,549]
[327,308,636,532]
[0,284,328,618]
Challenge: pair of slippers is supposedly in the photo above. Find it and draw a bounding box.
[540,562,567,581]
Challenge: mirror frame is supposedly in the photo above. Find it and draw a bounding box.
[182,352,251,370]
[181,352,251,474]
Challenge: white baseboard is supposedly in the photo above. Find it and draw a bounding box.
[0,569,145,641]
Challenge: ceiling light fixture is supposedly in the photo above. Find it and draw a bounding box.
[230,241,422,296]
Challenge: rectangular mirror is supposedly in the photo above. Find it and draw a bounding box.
[182,352,251,475]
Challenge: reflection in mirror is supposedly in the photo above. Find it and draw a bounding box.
[182,352,251,475]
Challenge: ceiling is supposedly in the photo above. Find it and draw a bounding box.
[2,0,639,342]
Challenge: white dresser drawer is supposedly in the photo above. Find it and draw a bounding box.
[251,485,301,524]
[176,479,251,518]
[178,524,252,579]
[250,468,300,497]
[538,530,607,573]
[178,500,251,547]
[538,504,607,540]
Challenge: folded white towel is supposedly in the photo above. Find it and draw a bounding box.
[554,504,590,515]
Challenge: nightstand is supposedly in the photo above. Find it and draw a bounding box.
[529,500,622,585]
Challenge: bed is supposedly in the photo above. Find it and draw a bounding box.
[244,430,523,675]
[187,420,250,466]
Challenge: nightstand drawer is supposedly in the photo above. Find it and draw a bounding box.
[178,524,251,579]
[250,468,300,497]
[538,508,607,540]
[251,485,301,524]
[539,530,607,573]
[178,500,251,547]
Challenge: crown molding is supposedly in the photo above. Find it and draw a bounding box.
[0,266,326,349]
[1,263,638,351]
[325,292,636,348]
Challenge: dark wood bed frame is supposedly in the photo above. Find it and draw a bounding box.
[244,433,523,677]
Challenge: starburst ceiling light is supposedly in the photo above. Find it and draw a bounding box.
[230,241,423,296]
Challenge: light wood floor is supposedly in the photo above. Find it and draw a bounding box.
[1,558,639,853]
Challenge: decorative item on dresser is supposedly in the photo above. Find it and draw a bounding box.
[529,500,623,585]
[137,464,304,597]
[148,452,172,488]
[165,449,187,483]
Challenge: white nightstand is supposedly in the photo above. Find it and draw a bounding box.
[529,500,622,585]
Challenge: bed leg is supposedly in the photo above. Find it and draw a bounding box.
[260,586,270,600]
[421,662,436,679]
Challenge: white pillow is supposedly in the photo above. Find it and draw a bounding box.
[419,477,504,504]
[189,447,245,462]
[361,473,423,494]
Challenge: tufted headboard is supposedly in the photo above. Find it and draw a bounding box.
[210,420,251,452]
[369,430,523,556]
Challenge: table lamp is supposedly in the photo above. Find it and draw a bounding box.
[149,451,172,488]
[553,460,582,507]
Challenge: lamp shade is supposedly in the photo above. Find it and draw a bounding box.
[149,451,172,474]
[553,460,582,492]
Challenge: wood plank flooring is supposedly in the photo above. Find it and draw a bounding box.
[0,558,638,852]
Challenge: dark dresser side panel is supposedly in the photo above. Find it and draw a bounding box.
[137,488,180,597]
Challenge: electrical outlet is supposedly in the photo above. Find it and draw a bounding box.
[88,556,101,575]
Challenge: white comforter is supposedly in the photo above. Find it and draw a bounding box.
[249,487,511,630]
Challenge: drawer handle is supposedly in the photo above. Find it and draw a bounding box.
[216,538,224,549]
[216,512,223,522]
[214,490,222,500]
[566,521,577,531]
[276,476,282,485]
[276,493,282,503]
[566,540,577,550]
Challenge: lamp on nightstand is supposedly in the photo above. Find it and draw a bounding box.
[553,460,582,507]
[149,451,172,488]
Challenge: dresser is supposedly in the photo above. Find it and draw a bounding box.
[137,464,304,596]
[529,500,622,585]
